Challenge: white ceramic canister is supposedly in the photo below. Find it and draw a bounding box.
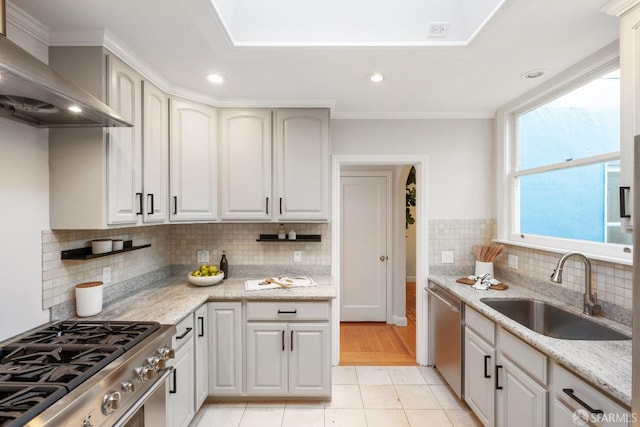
[112,239,124,251]
[75,281,104,317]
[92,239,112,254]
[288,230,296,240]
[475,261,494,278]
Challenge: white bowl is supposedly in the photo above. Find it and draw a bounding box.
[188,271,225,286]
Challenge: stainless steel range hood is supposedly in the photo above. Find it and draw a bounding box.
[0,2,131,128]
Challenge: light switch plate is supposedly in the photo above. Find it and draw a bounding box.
[441,251,454,264]
[508,254,518,269]
[102,267,111,284]
[197,250,209,263]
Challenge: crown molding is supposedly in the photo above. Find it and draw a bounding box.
[602,0,640,16]
[6,2,49,45]
[331,111,496,120]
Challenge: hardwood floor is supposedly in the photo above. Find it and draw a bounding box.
[340,282,417,366]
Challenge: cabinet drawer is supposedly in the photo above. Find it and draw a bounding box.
[551,363,630,426]
[465,306,495,345]
[246,301,330,321]
[173,314,195,349]
[498,328,547,385]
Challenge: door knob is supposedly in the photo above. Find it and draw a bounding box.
[379,255,388,261]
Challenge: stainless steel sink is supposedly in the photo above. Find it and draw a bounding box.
[479,298,630,341]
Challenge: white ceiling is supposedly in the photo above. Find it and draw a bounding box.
[11,0,619,118]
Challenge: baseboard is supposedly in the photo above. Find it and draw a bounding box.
[392,315,408,326]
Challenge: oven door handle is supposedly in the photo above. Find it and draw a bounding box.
[112,368,172,427]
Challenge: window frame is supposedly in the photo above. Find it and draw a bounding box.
[496,49,631,264]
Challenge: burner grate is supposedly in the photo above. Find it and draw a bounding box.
[0,384,66,427]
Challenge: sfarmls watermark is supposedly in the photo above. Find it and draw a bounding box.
[572,409,637,425]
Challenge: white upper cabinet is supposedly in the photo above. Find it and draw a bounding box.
[219,109,273,220]
[141,81,169,223]
[170,98,218,222]
[107,55,143,225]
[274,109,329,221]
[219,108,330,222]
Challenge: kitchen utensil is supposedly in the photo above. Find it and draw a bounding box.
[262,278,291,288]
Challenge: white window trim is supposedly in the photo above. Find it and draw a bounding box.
[496,42,632,265]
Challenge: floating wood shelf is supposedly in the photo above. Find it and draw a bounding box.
[256,234,321,242]
[61,240,151,260]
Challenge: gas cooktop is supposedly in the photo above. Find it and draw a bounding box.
[0,320,161,427]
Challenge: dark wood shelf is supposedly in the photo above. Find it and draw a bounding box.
[61,240,151,260]
[256,234,321,242]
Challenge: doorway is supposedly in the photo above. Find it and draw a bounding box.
[333,158,427,366]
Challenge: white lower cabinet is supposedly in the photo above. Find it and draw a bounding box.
[550,363,631,427]
[208,302,243,396]
[167,315,195,427]
[194,304,209,409]
[464,307,548,427]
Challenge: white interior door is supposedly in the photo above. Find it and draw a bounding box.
[340,173,389,321]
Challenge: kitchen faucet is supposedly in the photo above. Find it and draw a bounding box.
[550,252,601,316]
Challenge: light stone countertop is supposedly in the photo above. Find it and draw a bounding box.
[89,274,336,326]
[428,274,632,407]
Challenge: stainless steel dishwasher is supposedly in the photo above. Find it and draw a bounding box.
[426,282,463,399]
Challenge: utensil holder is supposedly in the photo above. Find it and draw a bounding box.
[75,281,104,317]
[475,261,494,277]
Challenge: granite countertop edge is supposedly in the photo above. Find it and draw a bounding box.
[88,274,336,326]
[428,274,632,407]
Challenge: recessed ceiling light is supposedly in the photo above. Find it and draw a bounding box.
[207,74,225,84]
[522,69,545,79]
[369,73,385,83]
[68,105,82,113]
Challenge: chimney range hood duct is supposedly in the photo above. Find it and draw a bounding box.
[0,2,131,128]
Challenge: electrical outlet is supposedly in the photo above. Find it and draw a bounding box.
[441,251,454,264]
[428,22,449,37]
[508,254,518,269]
[293,251,302,263]
[197,250,209,263]
[102,267,111,284]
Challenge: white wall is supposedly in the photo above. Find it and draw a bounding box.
[331,118,496,219]
[0,119,50,340]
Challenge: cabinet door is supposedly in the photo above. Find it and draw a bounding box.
[194,304,208,410]
[167,339,195,427]
[274,109,329,221]
[219,109,272,220]
[464,327,495,427]
[288,323,330,397]
[170,98,218,221]
[246,323,288,395]
[496,357,547,427]
[142,80,169,223]
[107,55,143,225]
[208,302,243,395]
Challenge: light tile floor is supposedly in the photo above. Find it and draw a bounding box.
[189,366,482,427]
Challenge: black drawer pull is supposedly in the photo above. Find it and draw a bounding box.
[198,317,204,337]
[136,192,143,215]
[266,197,269,214]
[176,327,192,340]
[173,196,178,215]
[495,365,503,390]
[147,193,155,215]
[483,355,491,378]
[277,310,297,314]
[279,197,283,215]
[290,330,294,351]
[282,330,285,351]
[562,388,604,415]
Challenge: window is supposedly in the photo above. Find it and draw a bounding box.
[501,62,632,261]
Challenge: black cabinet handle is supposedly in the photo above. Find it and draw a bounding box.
[198,317,204,337]
[147,193,154,215]
[620,186,631,218]
[136,192,143,215]
[484,355,491,378]
[290,330,294,351]
[266,197,269,214]
[176,327,192,340]
[281,330,285,351]
[170,368,177,394]
[495,365,503,390]
[277,310,297,314]
[279,197,283,215]
[562,388,604,415]
[173,196,178,215]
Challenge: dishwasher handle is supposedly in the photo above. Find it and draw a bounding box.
[425,287,460,312]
